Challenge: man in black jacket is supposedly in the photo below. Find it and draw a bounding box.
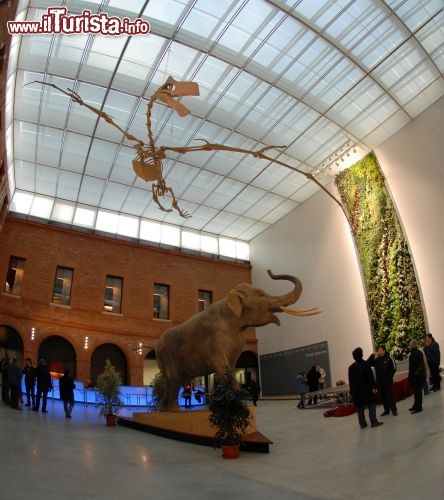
[348,347,383,429]
[33,358,53,413]
[368,346,398,417]
[23,357,36,407]
[424,333,441,391]
[59,368,76,418]
[408,339,426,413]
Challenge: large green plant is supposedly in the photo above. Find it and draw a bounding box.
[335,152,425,358]
[208,366,251,445]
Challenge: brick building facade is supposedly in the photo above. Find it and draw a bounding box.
[0,217,257,386]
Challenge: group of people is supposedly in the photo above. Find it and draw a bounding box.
[294,333,440,427]
[348,333,440,429]
[407,334,440,413]
[0,356,76,418]
[295,363,327,409]
[2,334,440,423]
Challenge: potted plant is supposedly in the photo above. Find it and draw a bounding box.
[96,359,124,426]
[208,365,252,458]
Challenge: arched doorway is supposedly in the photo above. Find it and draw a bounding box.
[38,336,76,378]
[204,351,259,394]
[90,344,127,386]
[142,349,159,385]
[0,325,24,361]
[236,350,259,387]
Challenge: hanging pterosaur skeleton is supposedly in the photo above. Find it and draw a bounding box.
[31,77,347,220]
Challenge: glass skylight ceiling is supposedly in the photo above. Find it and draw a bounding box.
[5,0,444,257]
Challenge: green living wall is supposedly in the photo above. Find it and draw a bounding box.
[335,152,426,359]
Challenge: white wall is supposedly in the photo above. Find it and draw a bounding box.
[250,96,444,388]
[250,181,372,386]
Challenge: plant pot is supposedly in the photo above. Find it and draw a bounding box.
[221,443,240,459]
[106,414,117,427]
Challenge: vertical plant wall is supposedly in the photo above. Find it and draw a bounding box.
[335,152,426,359]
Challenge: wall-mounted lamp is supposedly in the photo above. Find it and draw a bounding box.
[30,327,36,341]
[83,336,89,350]
[137,342,143,355]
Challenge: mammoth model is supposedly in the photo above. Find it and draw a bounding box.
[156,270,319,410]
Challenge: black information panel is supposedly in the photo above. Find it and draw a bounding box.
[260,341,330,396]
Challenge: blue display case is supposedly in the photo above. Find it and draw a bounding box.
[21,379,207,408]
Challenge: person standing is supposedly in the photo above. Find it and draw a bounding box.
[182,381,193,408]
[316,363,327,400]
[59,368,76,418]
[419,340,431,395]
[7,356,23,410]
[306,365,321,405]
[248,376,261,406]
[295,370,307,409]
[1,356,11,404]
[348,347,383,429]
[23,357,36,407]
[316,364,326,390]
[33,358,53,413]
[424,333,441,392]
[367,346,398,416]
[408,339,426,413]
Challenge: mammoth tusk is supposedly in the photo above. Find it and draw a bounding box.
[280,306,322,316]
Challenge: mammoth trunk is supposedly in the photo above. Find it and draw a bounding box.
[267,269,302,307]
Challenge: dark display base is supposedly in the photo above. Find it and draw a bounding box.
[117,414,273,453]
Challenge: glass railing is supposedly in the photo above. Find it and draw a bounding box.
[21,378,207,408]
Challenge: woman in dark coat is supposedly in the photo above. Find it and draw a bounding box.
[348,347,383,429]
[59,368,76,418]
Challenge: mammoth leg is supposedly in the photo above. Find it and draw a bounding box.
[213,355,240,388]
[160,379,181,411]
[160,380,179,410]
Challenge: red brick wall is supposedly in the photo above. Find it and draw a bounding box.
[0,217,256,385]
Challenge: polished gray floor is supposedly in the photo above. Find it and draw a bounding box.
[1,389,443,500]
